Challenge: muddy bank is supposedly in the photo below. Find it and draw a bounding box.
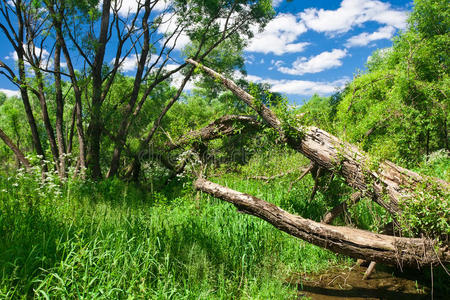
[288,264,449,299]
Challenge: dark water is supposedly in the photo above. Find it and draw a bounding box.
[289,264,450,299]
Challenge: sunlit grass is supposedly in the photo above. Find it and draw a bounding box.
[0,163,347,299]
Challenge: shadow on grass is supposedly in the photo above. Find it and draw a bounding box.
[0,209,77,296]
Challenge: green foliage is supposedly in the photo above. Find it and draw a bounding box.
[297,94,337,133]
[398,180,450,239]
[298,0,450,167]
[413,149,450,181]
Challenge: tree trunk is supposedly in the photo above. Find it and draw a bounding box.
[167,115,260,150]
[186,59,449,221]
[0,128,31,170]
[125,68,195,179]
[87,0,112,179]
[107,1,152,178]
[194,178,449,268]
[54,42,67,178]
[34,70,60,173]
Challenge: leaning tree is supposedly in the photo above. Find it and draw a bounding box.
[181,59,449,271]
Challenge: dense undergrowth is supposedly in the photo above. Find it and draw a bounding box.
[1,147,448,298]
[0,150,345,299]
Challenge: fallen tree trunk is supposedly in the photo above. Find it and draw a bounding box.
[187,59,449,221]
[322,192,362,224]
[167,115,260,150]
[194,178,450,268]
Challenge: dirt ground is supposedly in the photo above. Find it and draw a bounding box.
[288,263,450,300]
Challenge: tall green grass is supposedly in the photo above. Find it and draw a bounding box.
[0,163,348,299]
[3,148,445,299]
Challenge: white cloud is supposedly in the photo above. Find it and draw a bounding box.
[164,64,196,90]
[299,0,407,34]
[116,0,170,17]
[112,53,161,73]
[116,54,139,72]
[246,13,309,55]
[0,88,20,98]
[245,74,263,82]
[6,45,50,64]
[268,78,349,95]
[272,0,283,7]
[243,74,349,96]
[157,13,190,51]
[366,47,392,63]
[278,49,347,75]
[345,26,395,47]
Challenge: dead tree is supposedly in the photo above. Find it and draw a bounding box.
[167,115,260,150]
[195,178,449,267]
[186,59,450,268]
[187,59,448,221]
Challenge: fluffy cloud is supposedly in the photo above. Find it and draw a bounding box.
[115,54,140,72]
[157,13,191,51]
[116,0,170,17]
[242,73,349,96]
[272,0,283,7]
[6,45,50,63]
[268,78,349,95]
[246,13,309,55]
[345,25,395,47]
[299,0,407,34]
[0,88,20,98]
[277,49,347,75]
[164,64,196,90]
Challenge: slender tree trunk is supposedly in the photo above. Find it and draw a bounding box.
[86,0,111,179]
[125,68,194,179]
[34,70,60,173]
[60,34,86,172]
[54,42,67,177]
[67,102,76,155]
[45,0,87,174]
[15,15,46,171]
[0,128,31,170]
[107,0,152,178]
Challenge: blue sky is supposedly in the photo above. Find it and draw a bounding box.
[242,0,413,104]
[0,0,413,105]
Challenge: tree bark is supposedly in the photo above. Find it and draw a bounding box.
[54,42,67,178]
[87,0,112,179]
[34,70,60,173]
[187,59,449,221]
[0,128,31,170]
[13,6,47,170]
[322,192,362,224]
[167,115,260,150]
[107,0,152,178]
[194,178,450,268]
[125,68,195,179]
[46,0,87,173]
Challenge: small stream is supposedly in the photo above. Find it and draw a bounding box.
[289,264,449,299]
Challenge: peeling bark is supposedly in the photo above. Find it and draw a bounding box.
[187,59,449,221]
[194,178,450,268]
[168,115,260,150]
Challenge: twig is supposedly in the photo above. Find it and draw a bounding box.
[287,163,314,193]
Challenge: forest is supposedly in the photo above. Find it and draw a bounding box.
[0,0,448,298]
